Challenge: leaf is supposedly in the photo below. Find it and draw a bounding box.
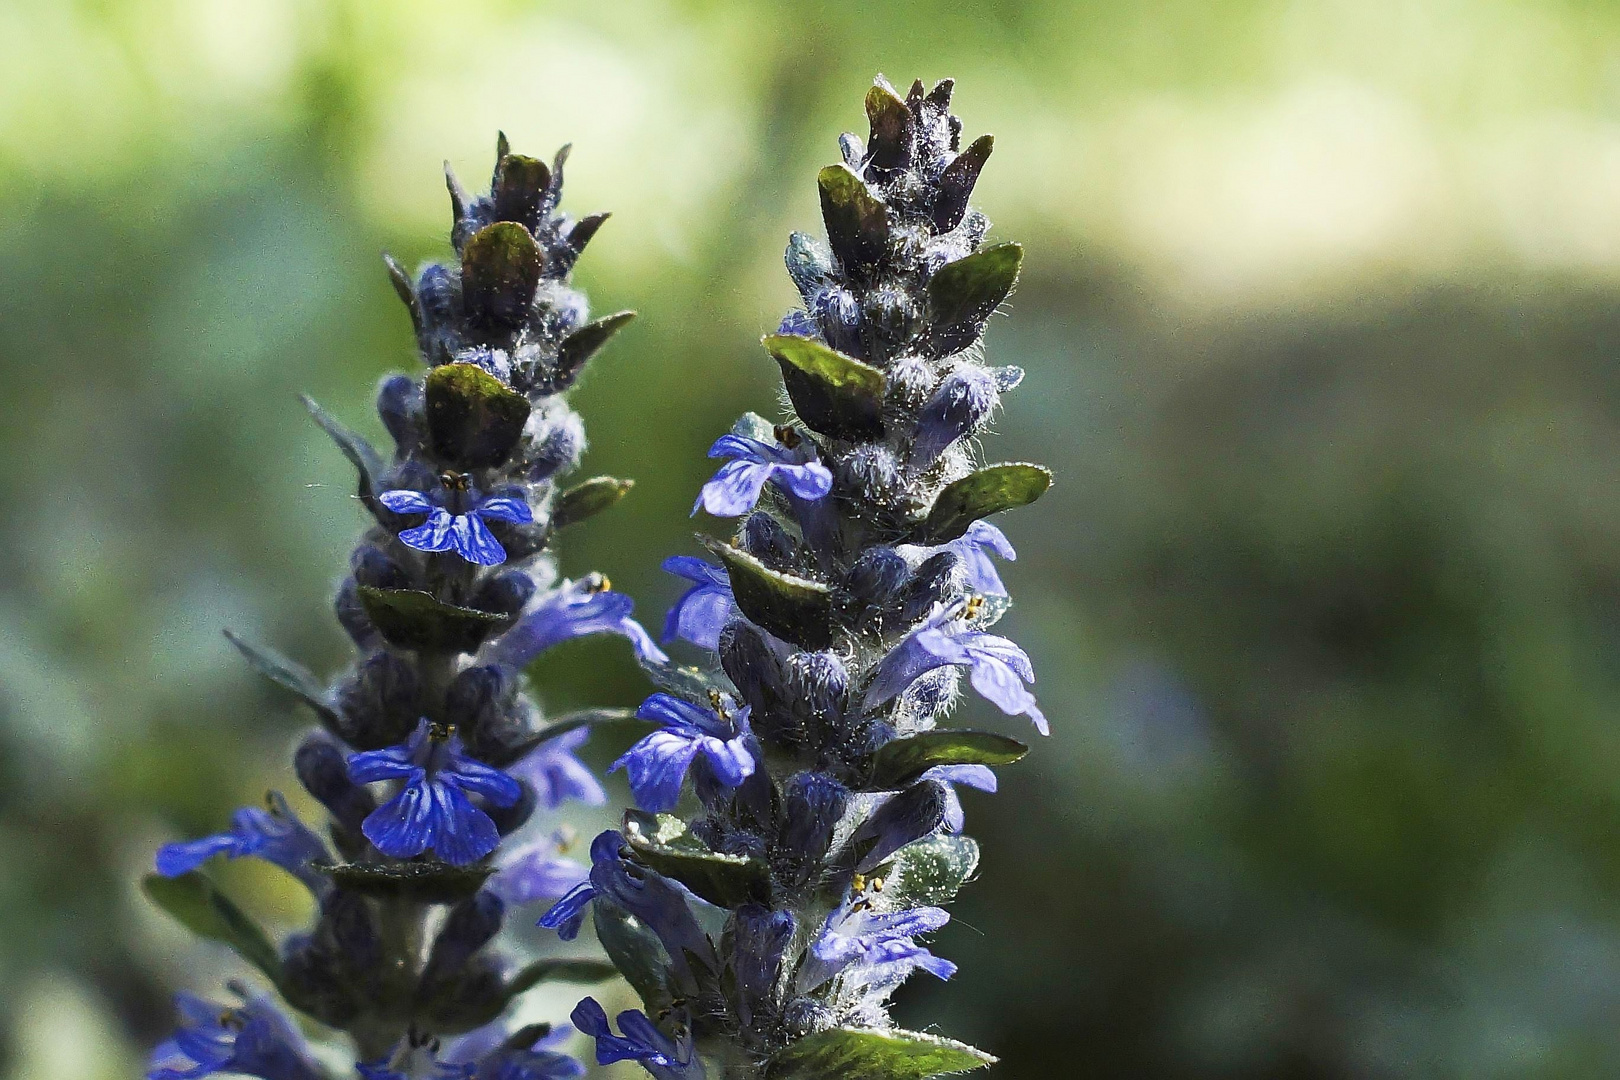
[933,135,994,233]
[143,873,281,982]
[356,586,513,653]
[423,362,532,470]
[593,903,674,1015]
[926,242,1023,353]
[887,833,981,907]
[917,463,1052,544]
[763,334,886,441]
[552,311,635,390]
[702,536,833,650]
[503,957,619,999]
[766,1027,995,1080]
[552,476,634,529]
[461,221,542,330]
[864,80,913,170]
[300,394,384,500]
[869,730,1028,789]
[623,810,770,908]
[492,153,550,229]
[818,164,889,270]
[316,860,493,904]
[223,630,339,727]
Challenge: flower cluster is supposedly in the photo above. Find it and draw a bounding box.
[145,137,656,1077]
[544,78,1047,1079]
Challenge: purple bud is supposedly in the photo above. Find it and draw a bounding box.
[913,365,998,469]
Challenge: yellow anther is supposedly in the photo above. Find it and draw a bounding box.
[439,471,472,492]
[852,872,868,893]
[961,595,985,620]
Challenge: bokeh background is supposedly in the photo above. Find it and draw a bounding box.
[4,0,1620,1076]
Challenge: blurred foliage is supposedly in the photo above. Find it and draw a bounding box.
[4,0,1620,1077]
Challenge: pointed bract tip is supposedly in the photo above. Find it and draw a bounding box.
[928,78,956,106]
[496,131,511,160]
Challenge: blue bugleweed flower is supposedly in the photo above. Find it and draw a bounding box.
[900,520,1016,598]
[487,829,588,906]
[692,432,832,518]
[356,1024,583,1080]
[148,988,324,1080]
[920,763,998,832]
[570,998,706,1080]
[155,791,329,893]
[799,896,957,992]
[507,726,605,810]
[484,576,667,669]
[346,718,523,865]
[540,831,719,987]
[612,693,756,812]
[866,599,1048,735]
[660,556,734,650]
[379,483,534,567]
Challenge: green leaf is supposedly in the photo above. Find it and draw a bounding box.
[461,221,542,329]
[818,164,889,269]
[623,810,771,908]
[356,586,512,653]
[888,833,981,907]
[763,334,886,440]
[222,630,338,727]
[142,873,281,982]
[552,476,634,529]
[926,242,1023,352]
[593,903,673,1015]
[766,1027,995,1079]
[918,462,1052,544]
[424,362,532,470]
[300,394,384,500]
[869,730,1028,789]
[553,310,636,390]
[864,80,913,170]
[933,134,994,233]
[503,957,619,999]
[702,537,833,650]
[315,860,492,904]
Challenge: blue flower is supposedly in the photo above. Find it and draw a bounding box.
[799,897,957,992]
[612,694,756,812]
[154,792,329,893]
[660,556,734,650]
[484,576,667,669]
[540,831,718,987]
[570,998,706,1080]
[911,365,998,469]
[357,1025,583,1080]
[866,601,1047,735]
[488,830,589,906]
[346,718,523,865]
[509,727,605,809]
[920,763,998,832]
[900,520,1016,597]
[148,990,323,1080]
[378,485,533,566]
[692,432,832,518]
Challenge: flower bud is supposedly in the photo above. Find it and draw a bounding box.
[912,365,997,469]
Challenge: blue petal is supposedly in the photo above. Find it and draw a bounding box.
[346,747,421,785]
[379,489,435,514]
[442,751,523,806]
[450,512,507,566]
[361,778,439,859]
[771,460,833,503]
[399,508,457,552]
[705,433,772,462]
[634,693,720,736]
[475,496,533,524]
[423,782,503,865]
[538,882,597,940]
[612,731,702,812]
[694,459,771,517]
[696,734,756,789]
[154,833,243,877]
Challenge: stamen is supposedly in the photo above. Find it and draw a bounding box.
[439,471,472,492]
[773,424,801,449]
[961,595,985,620]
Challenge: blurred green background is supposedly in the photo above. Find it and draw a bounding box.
[5,0,1620,1076]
